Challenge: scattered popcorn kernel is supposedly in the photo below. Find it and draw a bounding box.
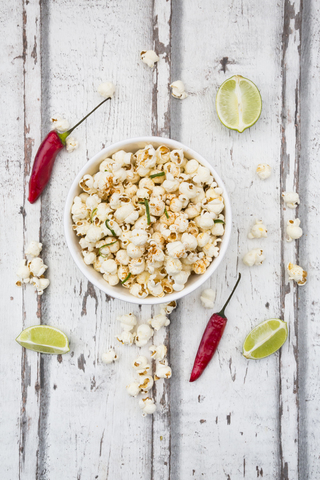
[159,301,177,316]
[135,324,154,347]
[29,257,48,277]
[117,313,137,332]
[287,262,307,286]
[139,375,154,392]
[97,81,115,99]
[126,382,141,397]
[286,218,303,242]
[116,331,135,346]
[140,50,159,68]
[282,191,300,209]
[200,288,216,309]
[31,277,50,295]
[242,249,265,267]
[25,241,42,257]
[139,397,157,416]
[132,356,151,375]
[170,80,188,99]
[66,136,78,152]
[16,259,31,284]
[256,164,272,179]
[51,114,70,133]
[101,349,118,364]
[148,313,170,331]
[149,344,167,361]
[155,359,172,379]
[248,219,268,239]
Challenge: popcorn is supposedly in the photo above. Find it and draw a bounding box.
[148,313,170,331]
[155,359,172,379]
[29,257,48,277]
[116,249,130,265]
[51,114,69,133]
[286,219,303,242]
[97,81,115,99]
[166,241,186,258]
[117,313,137,332]
[30,277,50,295]
[200,288,216,309]
[83,252,96,265]
[287,262,307,286]
[170,80,188,99]
[101,349,118,364]
[127,243,145,259]
[140,50,159,68]
[130,229,149,246]
[139,375,154,392]
[159,301,177,315]
[129,258,145,275]
[66,136,78,152]
[25,241,42,257]
[248,219,268,239]
[116,331,135,346]
[16,260,31,283]
[132,356,151,375]
[149,344,167,361]
[135,324,154,347]
[101,259,118,275]
[242,249,265,266]
[73,145,226,298]
[72,197,89,222]
[256,164,272,179]
[126,382,141,397]
[86,194,101,211]
[139,397,157,416]
[86,225,104,243]
[282,191,300,209]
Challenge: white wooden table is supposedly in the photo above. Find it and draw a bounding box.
[1,1,319,478]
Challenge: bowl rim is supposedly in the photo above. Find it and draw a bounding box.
[64,136,232,305]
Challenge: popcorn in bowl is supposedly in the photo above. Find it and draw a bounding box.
[70,144,226,299]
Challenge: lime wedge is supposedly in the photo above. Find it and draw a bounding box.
[243,318,287,360]
[216,75,262,133]
[16,325,70,355]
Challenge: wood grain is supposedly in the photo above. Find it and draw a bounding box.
[0,0,319,479]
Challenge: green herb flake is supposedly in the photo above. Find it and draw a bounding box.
[121,273,132,284]
[98,241,117,257]
[105,219,117,236]
[150,171,165,179]
[164,207,169,220]
[214,219,225,224]
[139,199,151,225]
[90,208,97,223]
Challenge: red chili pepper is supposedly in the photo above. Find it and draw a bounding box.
[28,97,111,203]
[189,273,241,382]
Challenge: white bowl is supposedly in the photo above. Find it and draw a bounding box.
[64,137,232,305]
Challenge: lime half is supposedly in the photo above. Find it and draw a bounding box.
[16,325,70,355]
[216,75,262,133]
[243,318,287,360]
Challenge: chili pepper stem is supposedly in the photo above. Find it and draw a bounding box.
[217,273,241,318]
[58,97,111,145]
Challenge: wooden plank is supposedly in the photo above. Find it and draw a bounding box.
[170,0,284,478]
[19,0,43,478]
[38,1,158,478]
[150,1,172,479]
[0,2,25,479]
[298,1,320,477]
[279,0,302,478]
